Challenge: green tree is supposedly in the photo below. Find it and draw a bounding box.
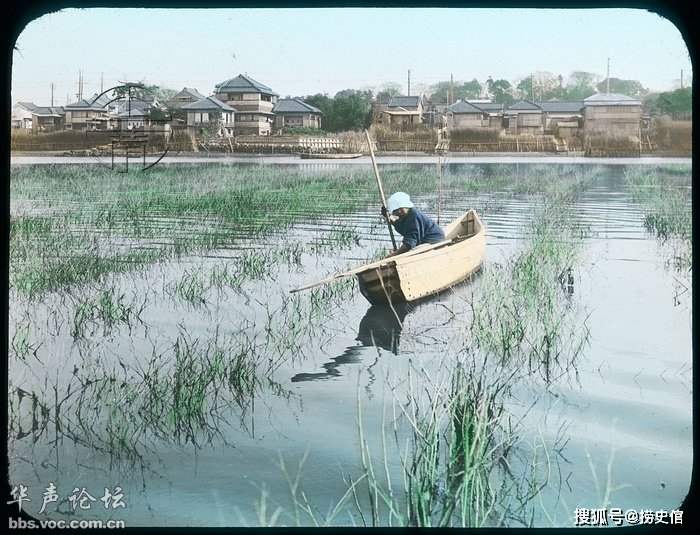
[429,78,482,104]
[565,71,598,99]
[376,82,402,104]
[596,78,647,97]
[516,76,535,100]
[304,90,373,132]
[113,83,177,103]
[647,87,691,115]
[332,89,374,131]
[486,78,515,105]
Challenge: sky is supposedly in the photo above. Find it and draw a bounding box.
[11,7,693,105]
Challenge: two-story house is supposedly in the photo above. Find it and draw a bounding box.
[214,74,278,135]
[64,93,113,130]
[181,96,235,137]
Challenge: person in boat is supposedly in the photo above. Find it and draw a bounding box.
[382,192,445,257]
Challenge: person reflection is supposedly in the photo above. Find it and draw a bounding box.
[291,304,409,382]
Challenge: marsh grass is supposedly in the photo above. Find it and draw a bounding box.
[70,286,145,339]
[469,199,589,383]
[10,316,43,362]
[624,165,692,271]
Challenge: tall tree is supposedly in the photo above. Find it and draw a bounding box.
[429,78,482,104]
[376,82,402,104]
[304,90,373,132]
[563,71,598,100]
[596,78,647,97]
[486,78,515,105]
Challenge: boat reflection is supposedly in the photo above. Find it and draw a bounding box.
[291,303,409,382]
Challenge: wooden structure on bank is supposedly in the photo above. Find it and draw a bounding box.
[291,210,486,305]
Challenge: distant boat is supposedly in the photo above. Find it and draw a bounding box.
[299,152,363,159]
[291,210,485,305]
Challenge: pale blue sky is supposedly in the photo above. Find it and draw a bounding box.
[12,7,692,105]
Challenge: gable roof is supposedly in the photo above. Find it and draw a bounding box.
[181,96,236,112]
[471,102,503,112]
[506,100,542,112]
[538,101,584,113]
[273,98,323,114]
[118,107,147,117]
[172,87,206,100]
[583,93,642,106]
[387,95,422,109]
[17,102,65,116]
[446,100,485,114]
[215,74,278,96]
[115,99,158,114]
[65,93,112,110]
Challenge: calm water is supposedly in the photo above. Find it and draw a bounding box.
[8,163,692,527]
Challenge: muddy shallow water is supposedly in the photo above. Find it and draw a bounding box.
[7,163,692,527]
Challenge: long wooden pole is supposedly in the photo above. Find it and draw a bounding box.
[437,154,443,225]
[365,129,397,249]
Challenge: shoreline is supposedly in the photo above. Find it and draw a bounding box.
[10,151,692,166]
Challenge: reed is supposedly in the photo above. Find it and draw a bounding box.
[624,165,692,269]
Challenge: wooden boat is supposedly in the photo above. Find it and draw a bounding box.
[291,209,485,305]
[299,152,363,159]
[357,209,485,304]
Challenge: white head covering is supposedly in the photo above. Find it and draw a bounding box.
[386,192,414,213]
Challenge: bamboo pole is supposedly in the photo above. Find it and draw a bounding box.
[437,154,443,225]
[365,129,397,250]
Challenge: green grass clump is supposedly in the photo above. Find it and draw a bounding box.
[624,165,692,270]
[71,287,143,338]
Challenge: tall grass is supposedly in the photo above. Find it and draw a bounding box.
[624,165,692,270]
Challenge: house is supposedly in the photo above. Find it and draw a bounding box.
[14,102,65,132]
[472,102,504,128]
[113,98,160,129]
[12,103,34,129]
[445,100,488,130]
[582,93,642,139]
[272,98,322,130]
[167,87,206,109]
[539,101,584,139]
[180,96,235,136]
[64,93,113,130]
[165,87,206,124]
[444,100,504,131]
[379,95,424,128]
[214,74,278,135]
[117,107,147,130]
[504,100,543,134]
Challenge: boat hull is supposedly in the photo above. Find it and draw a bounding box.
[356,210,485,305]
[299,153,363,159]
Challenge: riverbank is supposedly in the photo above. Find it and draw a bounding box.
[10,152,693,166]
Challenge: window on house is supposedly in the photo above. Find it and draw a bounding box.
[261,95,271,102]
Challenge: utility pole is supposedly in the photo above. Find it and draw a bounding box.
[681,69,684,89]
[606,58,610,94]
[50,83,54,107]
[101,72,104,93]
[450,73,454,105]
[407,69,411,96]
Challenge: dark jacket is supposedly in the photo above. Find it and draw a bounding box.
[392,208,445,250]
